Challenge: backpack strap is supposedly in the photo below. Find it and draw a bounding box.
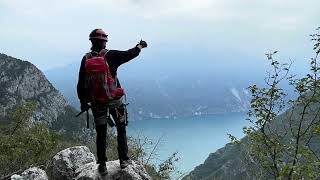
[85,49,108,59]
[99,49,109,57]
[85,52,92,59]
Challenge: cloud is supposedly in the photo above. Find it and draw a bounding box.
[0,0,319,69]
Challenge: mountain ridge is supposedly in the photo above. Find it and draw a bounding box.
[0,53,87,133]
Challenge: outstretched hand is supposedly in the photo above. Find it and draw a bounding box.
[137,40,148,49]
[139,40,148,48]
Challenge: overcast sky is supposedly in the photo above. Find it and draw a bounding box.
[0,0,319,71]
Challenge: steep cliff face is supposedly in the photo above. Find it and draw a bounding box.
[182,141,251,180]
[0,53,83,129]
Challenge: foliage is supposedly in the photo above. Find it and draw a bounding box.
[157,151,181,179]
[0,102,65,176]
[231,27,320,179]
[0,101,180,179]
[127,132,182,179]
[51,105,88,137]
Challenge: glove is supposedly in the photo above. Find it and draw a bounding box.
[80,103,90,112]
[137,40,147,48]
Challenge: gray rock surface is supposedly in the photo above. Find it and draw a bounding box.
[21,167,48,180]
[52,146,96,179]
[52,146,151,180]
[76,161,151,180]
[11,167,48,180]
[10,174,22,180]
[0,53,69,125]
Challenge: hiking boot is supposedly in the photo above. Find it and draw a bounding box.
[98,164,108,176]
[120,159,132,169]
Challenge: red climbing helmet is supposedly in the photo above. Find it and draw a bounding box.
[89,29,108,41]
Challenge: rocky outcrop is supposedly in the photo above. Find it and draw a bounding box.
[52,146,151,180]
[52,146,96,179]
[74,160,151,180]
[10,146,151,180]
[11,167,48,180]
[0,53,68,125]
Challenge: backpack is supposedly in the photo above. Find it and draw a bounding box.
[84,49,125,103]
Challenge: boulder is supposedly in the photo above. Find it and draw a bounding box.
[75,160,151,180]
[11,167,48,180]
[21,167,48,180]
[52,146,151,180]
[52,146,96,179]
[10,174,22,180]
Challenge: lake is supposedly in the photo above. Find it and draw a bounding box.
[127,112,248,175]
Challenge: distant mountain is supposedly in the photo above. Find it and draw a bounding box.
[123,76,252,119]
[0,53,87,134]
[44,59,255,120]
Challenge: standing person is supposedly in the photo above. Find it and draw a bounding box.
[77,29,147,175]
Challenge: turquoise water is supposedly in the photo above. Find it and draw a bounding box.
[127,113,248,174]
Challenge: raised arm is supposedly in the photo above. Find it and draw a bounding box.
[106,46,141,67]
[106,40,148,68]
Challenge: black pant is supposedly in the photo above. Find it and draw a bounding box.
[93,106,129,165]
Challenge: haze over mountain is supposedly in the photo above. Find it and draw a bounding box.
[1,1,315,120]
[44,49,262,120]
[44,46,302,120]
